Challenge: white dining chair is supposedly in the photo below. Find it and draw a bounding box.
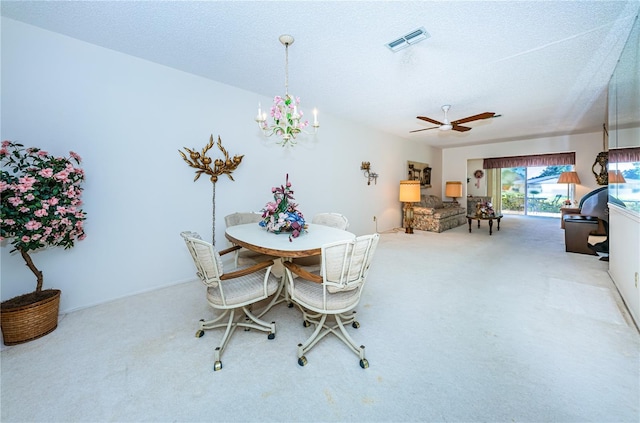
[292,212,350,270]
[180,231,281,371]
[311,212,350,230]
[224,211,276,269]
[283,233,380,369]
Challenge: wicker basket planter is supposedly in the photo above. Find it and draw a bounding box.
[1,289,61,345]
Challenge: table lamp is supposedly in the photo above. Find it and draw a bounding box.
[557,171,581,205]
[608,170,626,184]
[445,181,463,203]
[399,180,421,234]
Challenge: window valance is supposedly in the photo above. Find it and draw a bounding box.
[483,152,575,169]
[608,147,640,163]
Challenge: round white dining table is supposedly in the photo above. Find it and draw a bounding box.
[225,223,355,258]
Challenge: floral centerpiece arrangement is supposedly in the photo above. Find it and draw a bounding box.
[476,201,495,218]
[259,173,307,240]
[1,140,87,305]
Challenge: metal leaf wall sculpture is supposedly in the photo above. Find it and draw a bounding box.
[179,135,244,245]
[179,134,244,183]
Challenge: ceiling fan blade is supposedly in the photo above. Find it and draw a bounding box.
[451,112,495,125]
[410,126,439,133]
[452,124,472,132]
[417,116,444,126]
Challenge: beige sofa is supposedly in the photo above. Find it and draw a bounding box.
[413,195,466,233]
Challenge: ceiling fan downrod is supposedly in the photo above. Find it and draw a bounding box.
[440,105,452,131]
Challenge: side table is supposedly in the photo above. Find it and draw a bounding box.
[466,214,503,235]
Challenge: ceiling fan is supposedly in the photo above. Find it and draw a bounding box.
[411,105,497,133]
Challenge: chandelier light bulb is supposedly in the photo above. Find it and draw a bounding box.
[256,103,264,122]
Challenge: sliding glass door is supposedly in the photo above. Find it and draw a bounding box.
[501,165,571,216]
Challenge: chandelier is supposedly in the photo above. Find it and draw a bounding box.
[255,34,319,146]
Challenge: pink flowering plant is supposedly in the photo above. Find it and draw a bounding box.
[259,174,307,240]
[1,140,87,296]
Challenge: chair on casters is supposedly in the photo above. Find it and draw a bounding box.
[180,231,281,371]
[224,212,274,269]
[283,233,380,369]
[292,212,350,270]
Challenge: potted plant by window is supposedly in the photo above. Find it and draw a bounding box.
[0,140,87,345]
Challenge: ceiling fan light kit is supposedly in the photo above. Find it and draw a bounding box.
[412,105,497,134]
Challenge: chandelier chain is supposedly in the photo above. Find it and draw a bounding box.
[284,42,289,95]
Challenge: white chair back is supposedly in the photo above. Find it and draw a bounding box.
[224,212,270,268]
[180,231,223,287]
[312,212,349,230]
[224,212,263,227]
[322,233,379,294]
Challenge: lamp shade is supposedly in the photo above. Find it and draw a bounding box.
[557,171,581,184]
[445,181,463,198]
[399,180,421,202]
[608,170,626,183]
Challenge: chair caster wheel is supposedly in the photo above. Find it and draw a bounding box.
[213,361,222,371]
[352,321,360,329]
[195,330,204,338]
[359,359,369,369]
[298,356,308,367]
[303,320,311,327]
[268,332,275,340]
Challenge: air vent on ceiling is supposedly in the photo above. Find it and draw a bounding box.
[386,27,430,52]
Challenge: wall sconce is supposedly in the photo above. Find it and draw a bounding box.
[399,180,421,234]
[445,181,463,203]
[361,162,379,185]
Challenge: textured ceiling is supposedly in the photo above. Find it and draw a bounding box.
[2,1,639,147]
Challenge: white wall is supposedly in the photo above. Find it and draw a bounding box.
[608,206,640,326]
[466,158,486,196]
[613,127,640,148]
[0,18,438,312]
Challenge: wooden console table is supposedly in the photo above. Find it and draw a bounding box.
[466,214,503,235]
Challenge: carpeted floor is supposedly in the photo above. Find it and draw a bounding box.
[1,215,638,422]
